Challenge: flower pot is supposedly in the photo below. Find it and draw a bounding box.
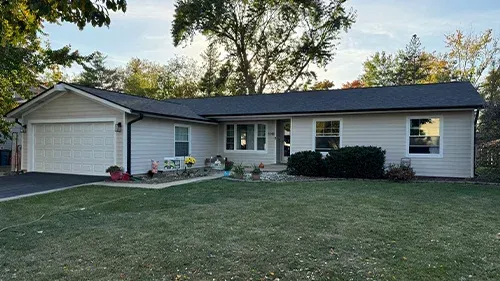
[186,163,193,168]
[109,171,122,181]
[251,173,261,181]
[121,173,130,181]
[223,170,231,177]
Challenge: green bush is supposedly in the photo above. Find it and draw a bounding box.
[325,146,386,179]
[287,151,325,177]
[385,164,416,182]
[231,163,245,179]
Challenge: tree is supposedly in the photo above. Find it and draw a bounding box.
[481,62,500,102]
[159,56,200,99]
[199,43,229,96]
[341,79,364,89]
[40,64,70,87]
[359,35,454,87]
[76,51,122,90]
[172,0,355,94]
[0,0,127,142]
[360,51,396,87]
[122,58,166,98]
[445,29,500,87]
[122,56,201,99]
[394,34,429,85]
[478,102,500,143]
[311,80,335,90]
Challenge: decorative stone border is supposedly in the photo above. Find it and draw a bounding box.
[88,174,224,189]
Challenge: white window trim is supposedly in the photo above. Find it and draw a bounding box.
[174,124,191,157]
[312,118,343,153]
[405,115,444,158]
[224,122,268,153]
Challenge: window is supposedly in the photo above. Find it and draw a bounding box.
[226,125,234,150]
[315,120,340,152]
[257,124,266,150]
[225,124,266,151]
[237,124,254,150]
[175,126,190,157]
[408,117,441,155]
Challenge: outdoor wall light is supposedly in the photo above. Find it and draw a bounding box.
[21,125,27,133]
[115,122,122,132]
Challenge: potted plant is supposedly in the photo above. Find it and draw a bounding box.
[224,160,234,177]
[251,164,262,180]
[232,163,245,179]
[106,165,123,181]
[185,156,196,168]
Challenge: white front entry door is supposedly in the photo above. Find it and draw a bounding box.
[33,122,115,175]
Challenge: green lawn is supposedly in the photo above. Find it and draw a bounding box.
[1,180,499,281]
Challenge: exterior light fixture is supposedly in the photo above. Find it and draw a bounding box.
[21,125,27,133]
[115,122,122,132]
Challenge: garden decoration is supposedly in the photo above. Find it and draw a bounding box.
[151,160,159,174]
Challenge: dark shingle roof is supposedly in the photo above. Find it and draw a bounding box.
[66,83,211,122]
[171,82,484,116]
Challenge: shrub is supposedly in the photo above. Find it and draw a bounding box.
[105,165,123,173]
[251,164,262,175]
[385,164,416,182]
[287,151,325,177]
[232,163,245,178]
[324,146,386,179]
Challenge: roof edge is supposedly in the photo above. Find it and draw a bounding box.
[203,105,483,118]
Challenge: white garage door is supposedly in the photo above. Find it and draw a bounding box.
[33,122,115,175]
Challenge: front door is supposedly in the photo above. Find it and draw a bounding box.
[281,121,291,163]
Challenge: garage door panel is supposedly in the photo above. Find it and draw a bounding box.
[33,122,115,175]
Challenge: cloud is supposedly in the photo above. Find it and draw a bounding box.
[113,0,173,22]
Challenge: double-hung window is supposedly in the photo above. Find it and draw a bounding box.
[175,126,190,157]
[408,117,441,156]
[225,123,267,151]
[314,120,341,152]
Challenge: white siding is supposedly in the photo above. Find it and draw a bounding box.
[128,116,218,174]
[21,91,124,170]
[217,121,276,166]
[291,111,475,178]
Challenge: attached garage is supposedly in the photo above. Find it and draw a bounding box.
[6,82,216,176]
[32,122,115,175]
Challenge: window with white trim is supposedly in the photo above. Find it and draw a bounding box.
[315,120,340,152]
[225,124,266,151]
[408,118,441,155]
[175,126,190,156]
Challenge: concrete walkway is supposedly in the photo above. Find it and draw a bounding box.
[89,174,224,189]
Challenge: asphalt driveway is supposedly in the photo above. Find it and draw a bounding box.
[0,173,106,200]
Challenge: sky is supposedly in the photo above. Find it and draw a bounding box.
[44,0,500,87]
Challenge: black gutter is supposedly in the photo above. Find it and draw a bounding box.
[473,108,480,177]
[126,113,143,174]
[202,105,484,118]
[14,118,26,131]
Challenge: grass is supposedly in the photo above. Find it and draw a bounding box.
[0,180,499,281]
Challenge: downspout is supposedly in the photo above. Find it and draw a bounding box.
[473,108,480,177]
[14,119,25,173]
[126,113,143,174]
[14,118,25,131]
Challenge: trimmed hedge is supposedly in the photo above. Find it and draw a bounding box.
[287,151,325,177]
[325,146,386,179]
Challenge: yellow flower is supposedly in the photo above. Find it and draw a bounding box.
[184,156,196,164]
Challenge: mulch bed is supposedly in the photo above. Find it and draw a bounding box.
[136,168,221,184]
